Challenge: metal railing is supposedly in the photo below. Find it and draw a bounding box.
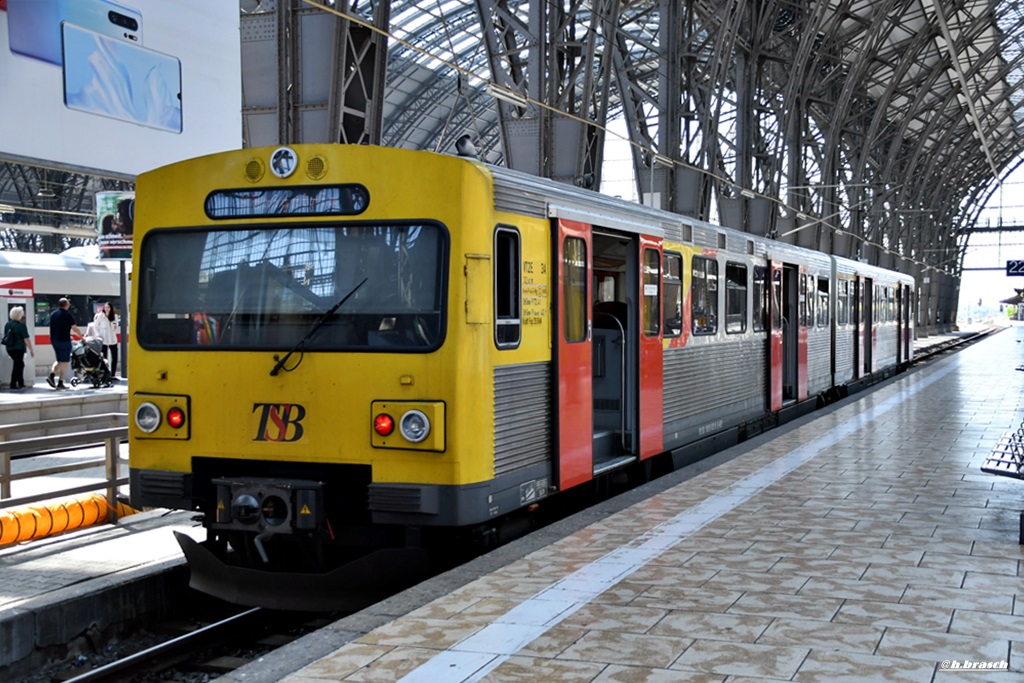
[0,413,129,522]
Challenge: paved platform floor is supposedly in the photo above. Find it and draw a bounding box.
[0,324,1008,681]
[218,323,1024,683]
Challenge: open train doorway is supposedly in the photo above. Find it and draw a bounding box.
[591,231,639,474]
[862,277,874,375]
[781,264,799,403]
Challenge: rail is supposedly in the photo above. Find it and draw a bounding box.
[0,413,129,522]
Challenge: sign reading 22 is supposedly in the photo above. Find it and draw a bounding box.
[253,403,307,442]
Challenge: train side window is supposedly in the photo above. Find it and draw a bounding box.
[802,274,815,328]
[563,236,587,343]
[35,294,98,327]
[772,269,782,329]
[691,256,718,335]
[837,279,849,326]
[798,274,807,327]
[494,227,521,349]
[725,262,746,334]
[817,277,829,328]
[663,252,682,337]
[642,248,660,337]
[752,265,766,332]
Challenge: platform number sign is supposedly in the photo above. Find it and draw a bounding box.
[1008,260,1024,276]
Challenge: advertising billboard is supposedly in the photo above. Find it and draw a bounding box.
[0,0,241,177]
[96,191,133,260]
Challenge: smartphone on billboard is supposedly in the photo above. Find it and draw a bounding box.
[62,22,181,133]
[7,0,141,65]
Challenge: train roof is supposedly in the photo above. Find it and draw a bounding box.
[487,160,909,280]
[0,248,127,274]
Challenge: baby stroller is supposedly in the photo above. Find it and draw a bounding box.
[70,337,114,388]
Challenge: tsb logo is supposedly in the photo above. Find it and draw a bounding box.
[253,403,307,442]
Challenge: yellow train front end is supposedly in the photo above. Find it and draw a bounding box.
[128,144,546,609]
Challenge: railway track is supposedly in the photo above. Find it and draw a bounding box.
[53,607,334,683]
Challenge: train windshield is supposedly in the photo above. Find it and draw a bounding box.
[136,223,447,351]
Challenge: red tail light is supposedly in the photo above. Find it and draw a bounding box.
[373,413,395,436]
[167,406,186,429]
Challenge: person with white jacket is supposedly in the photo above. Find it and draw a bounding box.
[92,302,119,378]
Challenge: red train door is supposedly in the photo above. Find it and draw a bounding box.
[637,235,664,459]
[555,219,593,490]
[768,260,783,411]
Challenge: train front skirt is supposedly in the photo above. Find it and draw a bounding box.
[174,532,431,612]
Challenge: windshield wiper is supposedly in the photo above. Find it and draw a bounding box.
[269,277,368,376]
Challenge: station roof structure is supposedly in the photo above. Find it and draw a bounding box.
[3,0,1024,328]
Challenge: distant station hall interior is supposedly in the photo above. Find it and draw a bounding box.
[6,0,1024,682]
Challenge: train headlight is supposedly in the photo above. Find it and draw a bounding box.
[371,401,444,451]
[373,413,395,436]
[135,402,161,433]
[166,406,186,429]
[399,410,431,443]
[132,393,190,440]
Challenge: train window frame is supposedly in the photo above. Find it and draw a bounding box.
[800,273,813,328]
[752,265,767,332]
[662,252,682,338]
[817,277,829,328]
[772,269,782,330]
[135,220,450,353]
[725,261,747,334]
[493,226,521,349]
[642,248,660,337]
[837,278,850,326]
[204,185,370,219]
[562,236,588,344]
[35,294,121,329]
[691,255,718,336]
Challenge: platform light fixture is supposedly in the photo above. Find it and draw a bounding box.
[486,83,529,108]
[740,189,756,199]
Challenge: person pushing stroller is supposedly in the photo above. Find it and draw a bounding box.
[47,298,83,391]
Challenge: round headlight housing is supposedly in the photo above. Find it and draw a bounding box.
[399,410,430,443]
[135,402,161,433]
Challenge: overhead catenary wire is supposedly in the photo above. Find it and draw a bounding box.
[304,0,953,276]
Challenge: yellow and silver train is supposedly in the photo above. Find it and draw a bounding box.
[129,144,914,609]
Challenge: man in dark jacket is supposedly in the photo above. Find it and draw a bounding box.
[48,298,83,390]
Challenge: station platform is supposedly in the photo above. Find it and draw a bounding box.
[0,323,1015,682]
[0,373,127,429]
[224,322,1024,683]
